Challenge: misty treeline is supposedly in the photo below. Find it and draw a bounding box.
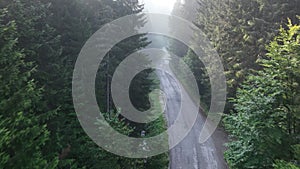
[171,0,299,168]
[0,0,168,168]
[1,0,300,168]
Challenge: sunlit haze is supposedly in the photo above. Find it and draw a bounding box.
[2,0,297,168]
[142,0,178,14]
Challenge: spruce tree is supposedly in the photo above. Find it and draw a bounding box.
[0,9,58,169]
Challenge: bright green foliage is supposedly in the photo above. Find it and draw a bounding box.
[224,72,288,168]
[274,160,300,169]
[262,18,300,136]
[0,9,58,168]
[196,0,299,111]
[170,0,299,112]
[224,19,300,169]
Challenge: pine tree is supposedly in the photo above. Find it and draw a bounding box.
[0,9,58,169]
[1,0,169,168]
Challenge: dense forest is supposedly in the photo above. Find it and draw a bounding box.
[172,0,300,168]
[0,0,299,169]
[0,0,168,168]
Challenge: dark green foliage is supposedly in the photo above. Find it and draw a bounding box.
[183,49,211,109]
[0,9,58,168]
[0,0,169,168]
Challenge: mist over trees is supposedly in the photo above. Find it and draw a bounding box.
[0,0,299,168]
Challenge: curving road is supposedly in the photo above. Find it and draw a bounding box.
[156,56,228,169]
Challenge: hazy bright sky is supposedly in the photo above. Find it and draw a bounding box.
[142,0,177,14]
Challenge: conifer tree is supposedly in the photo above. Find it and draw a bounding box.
[224,18,300,169]
[0,9,58,169]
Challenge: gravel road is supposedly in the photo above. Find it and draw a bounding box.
[156,58,228,169]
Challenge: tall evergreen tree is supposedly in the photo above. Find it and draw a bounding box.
[0,0,169,168]
[224,18,300,169]
[0,9,58,168]
[196,0,299,111]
